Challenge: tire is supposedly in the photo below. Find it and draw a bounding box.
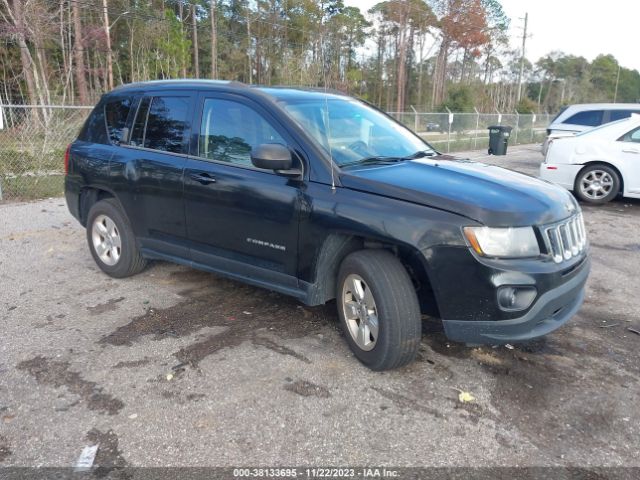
[336,249,421,371]
[86,198,147,278]
[574,164,620,204]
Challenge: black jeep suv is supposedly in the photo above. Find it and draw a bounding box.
[65,80,590,370]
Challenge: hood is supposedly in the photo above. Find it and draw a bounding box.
[340,156,578,227]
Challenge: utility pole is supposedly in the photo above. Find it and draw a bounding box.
[516,12,528,103]
[613,64,621,102]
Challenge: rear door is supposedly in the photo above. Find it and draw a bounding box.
[110,91,195,257]
[183,93,304,287]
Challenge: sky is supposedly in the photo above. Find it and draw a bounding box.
[343,0,639,72]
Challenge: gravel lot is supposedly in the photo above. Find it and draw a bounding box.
[1,145,639,470]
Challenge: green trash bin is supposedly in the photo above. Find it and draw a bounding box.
[488,125,512,155]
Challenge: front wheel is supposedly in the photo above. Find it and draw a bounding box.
[574,164,620,204]
[337,250,421,371]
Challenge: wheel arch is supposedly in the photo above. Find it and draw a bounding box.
[305,233,441,318]
[78,186,122,226]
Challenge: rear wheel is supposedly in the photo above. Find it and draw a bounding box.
[337,250,421,371]
[86,198,147,278]
[574,164,620,204]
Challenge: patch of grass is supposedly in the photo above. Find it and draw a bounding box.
[0,149,65,175]
[0,174,64,201]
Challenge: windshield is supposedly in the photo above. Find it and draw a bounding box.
[279,98,435,166]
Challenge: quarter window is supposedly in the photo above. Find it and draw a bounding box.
[104,97,133,144]
[79,103,108,144]
[621,127,640,143]
[565,110,604,127]
[198,99,285,166]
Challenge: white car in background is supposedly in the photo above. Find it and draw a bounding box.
[541,103,640,156]
[540,115,640,204]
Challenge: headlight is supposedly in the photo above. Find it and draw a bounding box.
[463,226,540,258]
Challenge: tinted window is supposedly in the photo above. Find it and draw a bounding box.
[79,103,108,144]
[199,99,285,166]
[144,96,190,153]
[130,97,150,147]
[609,110,640,121]
[104,97,133,144]
[565,110,604,127]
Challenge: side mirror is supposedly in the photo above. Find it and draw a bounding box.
[251,143,292,171]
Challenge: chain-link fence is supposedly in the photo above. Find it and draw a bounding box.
[0,105,92,201]
[0,104,550,202]
[388,111,552,153]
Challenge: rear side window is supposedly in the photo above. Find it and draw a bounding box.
[104,97,133,144]
[143,96,190,153]
[129,96,189,154]
[565,110,604,127]
[609,110,640,121]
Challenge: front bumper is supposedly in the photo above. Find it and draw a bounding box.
[441,255,590,344]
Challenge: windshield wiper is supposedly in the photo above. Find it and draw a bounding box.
[340,151,437,168]
[339,156,407,167]
[407,150,437,159]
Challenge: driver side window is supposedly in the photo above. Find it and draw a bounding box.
[198,98,285,167]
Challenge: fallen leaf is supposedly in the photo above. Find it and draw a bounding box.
[458,391,475,403]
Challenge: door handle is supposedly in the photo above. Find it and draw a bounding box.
[189,172,217,184]
[622,149,639,154]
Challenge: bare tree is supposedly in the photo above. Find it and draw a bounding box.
[102,0,113,90]
[71,0,89,104]
[210,0,217,78]
[192,2,199,78]
[3,0,38,105]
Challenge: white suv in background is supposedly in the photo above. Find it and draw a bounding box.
[542,103,640,155]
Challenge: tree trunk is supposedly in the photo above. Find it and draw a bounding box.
[210,0,217,78]
[9,0,38,105]
[71,0,89,104]
[178,2,187,77]
[192,4,199,78]
[431,37,450,108]
[395,5,408,112]
[102,0,114,90]
[247,16,252,83]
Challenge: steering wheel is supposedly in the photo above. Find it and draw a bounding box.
[347,140,373,156]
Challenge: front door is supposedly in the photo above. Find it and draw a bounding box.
[617,126,640,194]
[184,94,303,287]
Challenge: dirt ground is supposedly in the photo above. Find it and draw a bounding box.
[1,145,639,471]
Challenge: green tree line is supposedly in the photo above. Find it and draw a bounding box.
[1,0,638,113]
